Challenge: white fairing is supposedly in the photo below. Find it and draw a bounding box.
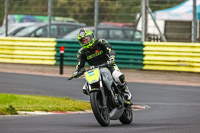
[100,67,113,91]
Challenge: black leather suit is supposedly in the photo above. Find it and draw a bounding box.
[76,39,116,71]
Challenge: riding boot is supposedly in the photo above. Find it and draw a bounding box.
[82,83,89,95]
[121,83,132,101]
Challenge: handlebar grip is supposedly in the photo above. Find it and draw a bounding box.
[99,63,108,67]
[68,77,73,80]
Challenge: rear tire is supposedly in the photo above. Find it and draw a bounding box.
[90,91,110,127]
[119,106,133,124]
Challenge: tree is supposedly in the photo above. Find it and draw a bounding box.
[0,0,186,26]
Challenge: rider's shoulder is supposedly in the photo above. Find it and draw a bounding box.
[77,47,84,54]
[96,38,109,44]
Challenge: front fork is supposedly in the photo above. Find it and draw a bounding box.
[99,80,107,109]
[88,77,107,109]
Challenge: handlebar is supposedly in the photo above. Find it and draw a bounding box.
[67,77,74,80]
[98,63,108,67]
[68,63,109,80]
[67,70,85,80]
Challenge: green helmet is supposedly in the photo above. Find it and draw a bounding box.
[77,28,95,49]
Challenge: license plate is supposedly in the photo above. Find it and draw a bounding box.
[88,71,94,76]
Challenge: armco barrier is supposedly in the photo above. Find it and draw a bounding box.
[109,40,144,69]
[56,39,144,69]
[143,42,200,72]
[1,37,199,73]
[0,37,57,65]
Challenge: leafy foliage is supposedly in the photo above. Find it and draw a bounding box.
[0,0,185,26]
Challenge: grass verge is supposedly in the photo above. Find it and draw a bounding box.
[0,93,91,115]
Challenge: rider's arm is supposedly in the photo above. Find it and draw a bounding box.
[98,39,116,58]
[75,48,86,72]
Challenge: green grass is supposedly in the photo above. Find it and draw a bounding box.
[0,93,91,115]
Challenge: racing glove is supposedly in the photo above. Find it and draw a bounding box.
[71,71,78,78]
[71,68,85,78]
[107,56,115,66]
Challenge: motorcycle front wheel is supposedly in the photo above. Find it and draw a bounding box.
[90,91,110,127]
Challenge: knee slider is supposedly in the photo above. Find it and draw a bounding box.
[112,70,125,86]
[119,74,125,84]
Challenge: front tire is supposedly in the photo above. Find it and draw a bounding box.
[90,91,110,127]
[119,106,133,124]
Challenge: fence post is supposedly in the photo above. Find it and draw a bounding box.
[94,0,99,39]
[5,0,9,36]
[142,0,147,42]
[192,0,197,42]
[48,0,52,38]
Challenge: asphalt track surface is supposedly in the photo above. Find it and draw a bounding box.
[0,72,200,133]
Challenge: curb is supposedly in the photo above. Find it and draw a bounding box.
[131,104,151,111]
[17,110,93,115]
[51,110,93,114]
[16,104,149,115]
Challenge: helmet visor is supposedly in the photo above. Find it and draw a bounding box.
[79,35,93,45]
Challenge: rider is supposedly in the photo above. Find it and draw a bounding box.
[71,28,132,101]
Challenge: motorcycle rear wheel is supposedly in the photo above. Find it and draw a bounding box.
[119,106,133,124]
[90,91,110,127]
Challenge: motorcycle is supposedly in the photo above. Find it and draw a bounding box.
[68,63,133,127]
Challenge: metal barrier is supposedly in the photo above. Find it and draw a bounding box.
[56,39,80,66]
[143,42,200,72]
[109,41,144,69]
[0,37,56,65]
[0,37,199,73]
[56,39,144,69]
